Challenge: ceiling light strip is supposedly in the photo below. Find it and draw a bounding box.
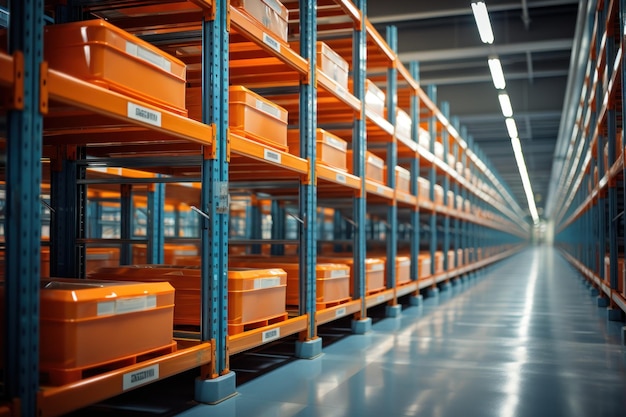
[511,137,539,223]
[471,2,494,44]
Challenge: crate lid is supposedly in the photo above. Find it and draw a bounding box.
[39,278,174,320]
[317,129,348,151]
[316,41,349,71]
[229,85,288,122]
[228,267,287,291]
[395,165,410,179]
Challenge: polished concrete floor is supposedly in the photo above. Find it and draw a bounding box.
[73,247,626,416]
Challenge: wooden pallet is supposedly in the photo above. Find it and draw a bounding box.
[228,312,288,335]
[41,341,177,387]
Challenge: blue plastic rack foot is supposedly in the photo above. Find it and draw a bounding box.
[195,371,237,404]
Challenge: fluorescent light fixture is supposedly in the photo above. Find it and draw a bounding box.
[498,93,513,117]
[488,57,506,89]
[511,136,539,223]
[505,118,518,139]
[471,2,494,44]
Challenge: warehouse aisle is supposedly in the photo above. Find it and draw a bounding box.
[175,246,626,417]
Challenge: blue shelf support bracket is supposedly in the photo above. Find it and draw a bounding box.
[385,26,398,306]
[296,0,321,357]
[147,180,165,264]
[196,0,235,403]
[270,200,286,256]
[119,184,133,265]
[351,0,371,333]
[409,62,420,285]
[4,0,44,414]
[50,145,84,278]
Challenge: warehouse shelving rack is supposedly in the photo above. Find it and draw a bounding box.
[555,0,626,316]
[1,1,530,416]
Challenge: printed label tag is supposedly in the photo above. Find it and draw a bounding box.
[263,33,281,53]
[336,173,347,183]
[264,149,282,164]
[335,307,347,317]
[254,277,282,289]
[376,295,385,303]
[262,328,281,343]
[255,99,281,119]
[123,365,159,391]
[128,102,162,127]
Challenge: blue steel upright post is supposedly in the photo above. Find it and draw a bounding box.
[385,26,401,317]
[452,117,461,279]
[4,0,43,415]
[426,85,439,297]
[295,0,322,358]
[409,62,422,306]
[351,0,372,334]
[195,0,235,403]
[440,102,451,290]
[147,181,165,264]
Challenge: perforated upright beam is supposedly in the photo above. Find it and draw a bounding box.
[147,181,165,264]
[427,85,437,276]
[441,102,451,274]
[296,0,320,352]
[4,0,44,414]
[409,62,420,283]
[385,26,398,296]
[351,0,371,333]
[196,0,234,401]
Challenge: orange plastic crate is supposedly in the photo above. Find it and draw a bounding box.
[232,0,289,42]
[365,79,386,117]
[288,128,348,171]
[44,19,187,115]
[395,108,412,141]
[347,150,385,183]
[396,256,411,285]
[603,256,624,293]
[316,41,349,89]
[418,177,430,200]
[434,184,444,205]
[434,251,444,274]
[318,256,385,295]
[457,248,464,267]
[418,253,431,279]
[91,266,286,331]
[36,279,174,383]
[228,85,289,151]
[132,244,199,265]
[447,250,456,270]
[418,127,430,148]
[395,166,411,193]
[447,190,454,209]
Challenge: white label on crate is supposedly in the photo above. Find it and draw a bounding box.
[264,149,282,164]
[330,269,348,279]
[262,328,281,343]
[264,0,284,15]
[123,365,159,391]
[97,301,115,316]
[128,102,162,127]
[368,155,385,168]
[335,307,347,317]
[335,173,347,183]
[115,295,157,315]
[126,41,172,72]
[262,33,281,53]
[324,134,347,151]
[370,263,384,272]
[335,84,347,98]
[376,295,385,303]
[255,98,282,119]
[254,277,282,289]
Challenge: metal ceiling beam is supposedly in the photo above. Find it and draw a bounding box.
[398,39,573,62]
[369,0,578,24]
[419,69,568,86]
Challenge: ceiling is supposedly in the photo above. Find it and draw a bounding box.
[366,0,582,222]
